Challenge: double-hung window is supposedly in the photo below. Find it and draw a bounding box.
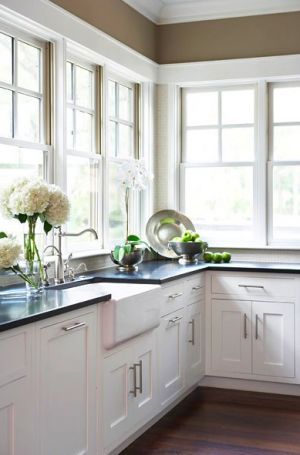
[66,58,101,249]
[0,27,50,239]
[181,86,257,246]
[107,76,139,246]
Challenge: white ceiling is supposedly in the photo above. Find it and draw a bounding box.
[122,0,300,24]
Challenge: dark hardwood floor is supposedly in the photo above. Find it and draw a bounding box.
[121,387,300,455]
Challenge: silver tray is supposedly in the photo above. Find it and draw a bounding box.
[146,210,195,258]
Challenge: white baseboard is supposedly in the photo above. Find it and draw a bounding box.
[199,375,300,396]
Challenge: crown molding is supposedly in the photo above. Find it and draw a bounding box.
[123,0,300,25]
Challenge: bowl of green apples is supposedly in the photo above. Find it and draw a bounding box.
[168,231,208,265]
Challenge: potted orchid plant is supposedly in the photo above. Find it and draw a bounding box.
[111,160,153,271]
[1,177,70,293]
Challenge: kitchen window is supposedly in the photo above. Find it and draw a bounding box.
[107,76,140,246]
[0,26,51,240]
[181,86,258,246]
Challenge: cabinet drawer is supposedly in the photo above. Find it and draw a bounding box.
[0,328,30,387]
[185,275,205,304]
[161,282,185,316]
[212,274,296,300]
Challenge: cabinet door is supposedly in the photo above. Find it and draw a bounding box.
[252,301,295,378]
[38,311,97,455]
[159,308,185,407]
[132,332,158,423]
[186,301,205,387]
[102,346,136,451]
[212,299,252,374]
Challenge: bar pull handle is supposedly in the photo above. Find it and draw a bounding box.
[189,319,195,345]
[129,364,137,397]
[255,314,259,340]
[238,284,264,289]
[243,314,247,339]
[168,292,183,299]
[169,315,183,324]
[62,322,86,331]
[137,360,143,395]
[130,361,143,397]
[192,286,201,291]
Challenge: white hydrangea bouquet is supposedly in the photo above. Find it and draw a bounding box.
[1,177,70,291]
[112,160,153,269]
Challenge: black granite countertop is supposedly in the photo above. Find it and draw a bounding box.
[94,260,300,284]
[1,259,300,332]
[0,284,111,332]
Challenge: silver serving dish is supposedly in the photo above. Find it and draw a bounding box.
[110,248,145,272]
[146,210,195,258]
[168,241,204,265]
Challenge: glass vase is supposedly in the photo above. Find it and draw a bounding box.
[24,260,43,297]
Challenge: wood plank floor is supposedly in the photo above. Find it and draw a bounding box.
[121,387,300,455]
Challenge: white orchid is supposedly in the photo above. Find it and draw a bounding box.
[118,160,153,191]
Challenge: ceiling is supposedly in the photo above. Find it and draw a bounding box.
[122,0,300,24]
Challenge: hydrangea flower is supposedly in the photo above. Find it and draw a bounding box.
[0,237,22,269]
[45,184,70,226]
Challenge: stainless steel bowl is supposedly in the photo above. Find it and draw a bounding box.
[110,247,145,272]
[168,241,204,265]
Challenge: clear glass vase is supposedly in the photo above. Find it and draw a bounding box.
[24,260,43,296]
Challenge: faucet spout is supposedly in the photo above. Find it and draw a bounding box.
[56,227,98,240]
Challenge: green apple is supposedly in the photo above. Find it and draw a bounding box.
[171,236,182,242]
[195,237,202,243]
[182,231,193,242]
[213,252,223,263]
[222,252,231,263]
[191,232,200,241]
[203,251,214,263]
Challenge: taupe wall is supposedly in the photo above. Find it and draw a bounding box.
[158,12,300,64]
[52,0,157,61]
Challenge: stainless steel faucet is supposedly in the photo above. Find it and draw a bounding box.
[43,227,98,285]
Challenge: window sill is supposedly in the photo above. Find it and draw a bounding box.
[208,244,300,251]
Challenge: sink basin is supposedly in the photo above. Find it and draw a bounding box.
[45,276,102,290]
[99,282,161,349]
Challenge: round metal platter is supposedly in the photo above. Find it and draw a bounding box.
[146,210,195,258]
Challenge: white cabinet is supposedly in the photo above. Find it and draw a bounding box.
[252,301,295,378]
[159,308,185,407]
[211,298,295,379]
[212,299,252,374]
[37,309,97,455]
[186,300,205,387]
[102,331,157,452]
[0,327,34,455]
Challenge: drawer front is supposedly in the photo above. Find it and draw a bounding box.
[161,282,185,316]
[0,328,30,387]
[212,274,296,300]
[185,275,205,304]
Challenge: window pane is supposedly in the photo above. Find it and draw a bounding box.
[108,121,116,157]
[185,91,218,126]
[273,125,300,161]
[17,41,40,92]
[17,94,40,142]
[108,80,116,117]
[75,111,92,152]
[67,155,98,242]
[119,84,132,122]
[222,127,254,161]
[118,124,132,158]
[273,86,300,123]
[0,144,44,239]
[222,89,254,125]
[0,88,12,138]
[67,108,74,150]
[108,161,126,245]
[273,165,300,240]
[0,32,12,84]
[185,129,218,162]
[184,166,253,230]
[75,65,92,109]
[66,62,73,103]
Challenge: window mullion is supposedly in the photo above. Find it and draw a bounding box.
[218,90,222,162]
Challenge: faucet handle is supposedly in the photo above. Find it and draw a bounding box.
[43,263,51,287]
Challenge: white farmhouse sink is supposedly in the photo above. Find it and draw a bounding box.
[97,282,161,349]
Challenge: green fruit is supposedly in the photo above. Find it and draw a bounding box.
[222,252,231,263]
[195,237,202,243]
[203,251,214,263]
[191,232,200,241]
[213,252,223,263]
[171,236,182,242]
[182,231,193,242]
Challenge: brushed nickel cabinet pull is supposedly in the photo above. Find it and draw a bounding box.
[243,314,247,339]
[169,316,183,324]
[189,319,195,345]
[192,286,201,291]
[62,322,86,331]
[255,314,259,340]
[168,292,183,300]
[238,284,264,289]
[130,361,143,397]
[137,360,143,395]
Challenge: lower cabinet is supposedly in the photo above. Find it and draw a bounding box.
[102,331,157,452]
[212,299,295,378]
[159,308,186,407]
[37,309,97,455]
[186,300,205,387]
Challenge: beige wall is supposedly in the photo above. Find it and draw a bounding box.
[52,0,157,61]
[157,12,300,64]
